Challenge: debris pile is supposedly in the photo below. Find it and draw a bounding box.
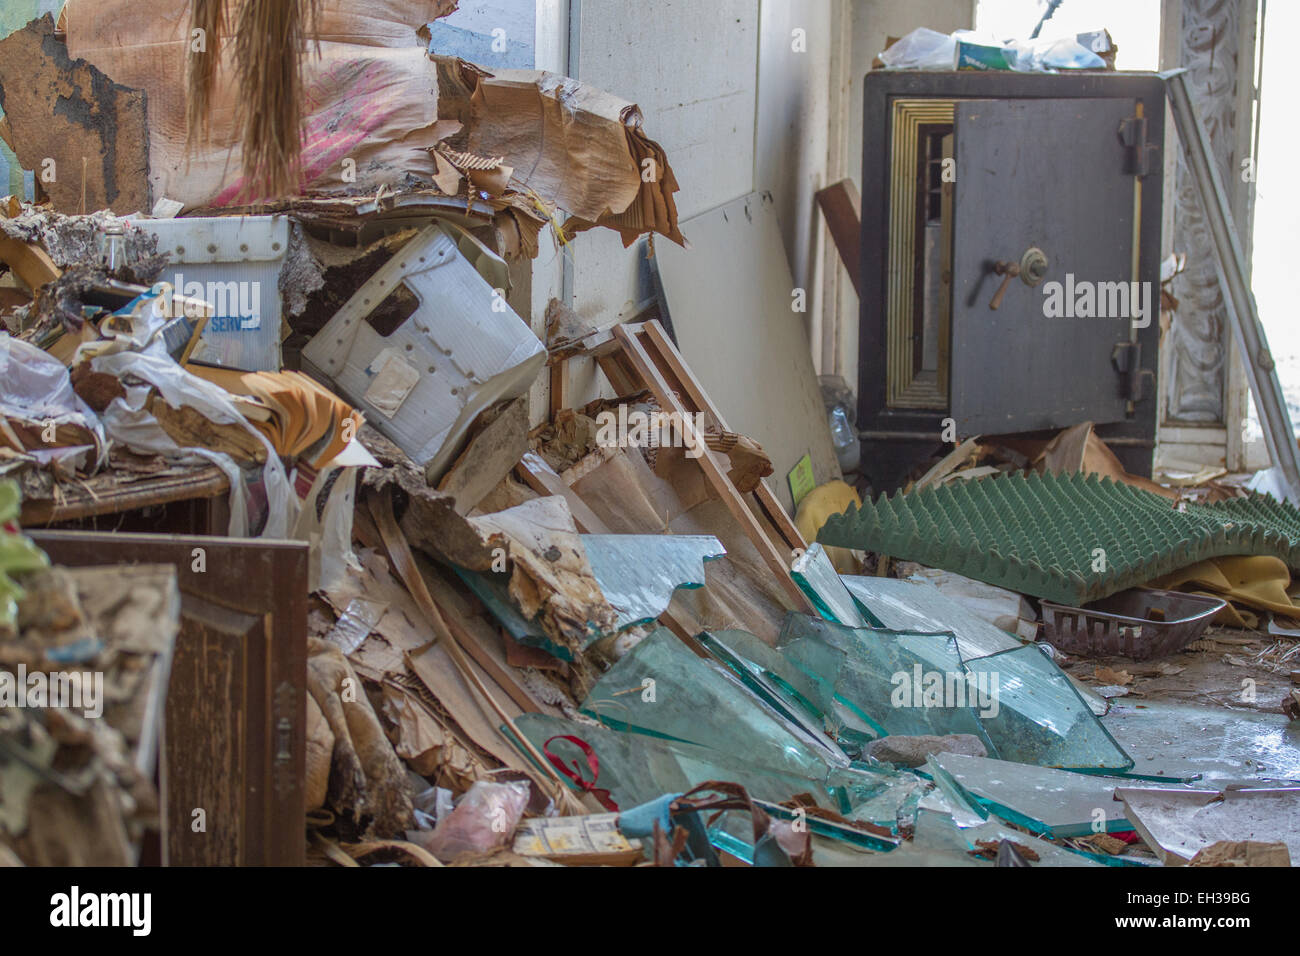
[0,4,1296,870]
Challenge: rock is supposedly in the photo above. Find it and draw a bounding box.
[867,733,988,768]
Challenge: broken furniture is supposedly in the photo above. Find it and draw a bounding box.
[576,319,811,613]
[301,223,546,483]
[18,461,230,533]
[652,192,842,510]
[29,530,308,866]
[856,71,1166,490]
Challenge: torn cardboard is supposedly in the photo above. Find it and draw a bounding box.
[0,15,150,215]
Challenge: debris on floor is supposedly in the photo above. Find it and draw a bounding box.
[0,2,1296,876]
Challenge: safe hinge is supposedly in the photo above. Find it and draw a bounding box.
[1119,114,1159,178]
[1111,341,1155,402]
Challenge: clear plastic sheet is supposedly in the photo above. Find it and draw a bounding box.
[0,333,106,474]
[91,350,294,537]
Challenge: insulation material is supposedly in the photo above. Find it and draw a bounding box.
[467,495,618,653]
[65,0,460,209]
[819,471,1300,607]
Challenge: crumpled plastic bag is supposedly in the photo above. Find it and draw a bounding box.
[90,349,295,537]
[0,333,107,475]
[881,27,1106,73]
[879,28,957,70]
[1007,36,1106,71]
[414,780,530,863]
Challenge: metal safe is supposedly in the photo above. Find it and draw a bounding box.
[857,71,1165,491]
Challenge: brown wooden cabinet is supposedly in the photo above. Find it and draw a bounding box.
[29,531,308,866]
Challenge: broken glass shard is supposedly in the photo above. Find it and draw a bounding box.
[792,543,868,626]
[581,627,849,780]
[1103,699,1300,784]
[779,614,994,747]
[695,629,841,742]
[840,574,1021,659]
[961,643,1133,771]
[931,751,1134,838]
[582,533,725,631]
[844,773,927,830]
[452,566,572,661]
[921,757,989,827]
[952,820,1103,867]
[511,713,846,811]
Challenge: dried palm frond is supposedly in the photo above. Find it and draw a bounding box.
[185,0,228,152]
[185,0,321,201]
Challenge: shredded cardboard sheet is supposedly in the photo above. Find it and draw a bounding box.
[466,71,640,223]
[454,64,684,245]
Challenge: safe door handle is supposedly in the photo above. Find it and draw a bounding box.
[988,247,1049,310]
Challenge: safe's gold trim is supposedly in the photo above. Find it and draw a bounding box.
[887,99,954,409]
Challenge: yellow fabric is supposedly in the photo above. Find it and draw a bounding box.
[1151,555,1300,629]
[795,480,862,573]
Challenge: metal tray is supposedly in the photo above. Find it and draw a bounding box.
[1039,587,1226,660]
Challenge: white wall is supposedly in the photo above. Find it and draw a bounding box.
[531,0,975,410]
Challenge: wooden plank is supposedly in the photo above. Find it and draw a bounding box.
[639,320,807,554]
[549,361,567,418]
[613,324,811,611]
[595,353,640,397]
[815,178,862,296]
[652,193,841,512]
[20,464,229,526]
[514,451,706,641]
[516,451,612,534]
[0,235,60,291]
